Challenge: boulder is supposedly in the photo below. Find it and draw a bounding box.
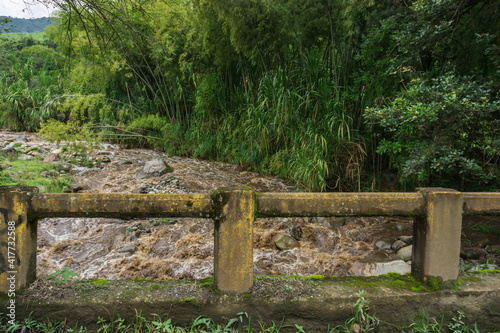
[309,216,346,228]
[1,146,18,158]
[398,236,413,245]
[461,248,481,259]
[137,159,173,179]
[396,224,408,232]
[18,154,34,161]
[273,234,300,250]
[375,238,393,250]
[44,153,60,162]
[55,163,72,173]
[369,250,390,261]
[118,246,137,254]
[395,245,413,261]
[349,260,411,277]
[40,170,52,178]
[13,135,27,142]
[290,226,303,240]
[391,240,407,251]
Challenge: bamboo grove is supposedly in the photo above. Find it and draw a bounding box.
[1,0,499,191]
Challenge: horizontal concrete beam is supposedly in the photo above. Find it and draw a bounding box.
[29,193,213,219]
[257,192,426,217]
[463,192,500,215]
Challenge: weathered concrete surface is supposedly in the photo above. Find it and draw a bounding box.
[213,187,255,293]
[30,193,213,219]
[2,274,500,332]
[0,187,37,294]
[257,192,426,217]
[463,192,500,215]
[413,188,463,283]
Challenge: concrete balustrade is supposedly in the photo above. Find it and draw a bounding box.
[1,186,499,296]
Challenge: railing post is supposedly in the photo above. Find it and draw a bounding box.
[212,187,255,293]
[0,186,38,296]
[413,188,463,283]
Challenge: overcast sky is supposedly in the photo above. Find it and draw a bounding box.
[0,0,54,18]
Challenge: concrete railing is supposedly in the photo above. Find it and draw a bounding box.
[1,186,499,295]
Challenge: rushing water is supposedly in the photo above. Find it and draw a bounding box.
[37,215,413,279]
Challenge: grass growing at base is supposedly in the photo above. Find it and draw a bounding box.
[0,294,486,332]
[0,158,72,193]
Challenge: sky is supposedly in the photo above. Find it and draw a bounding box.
[0,0,54,18]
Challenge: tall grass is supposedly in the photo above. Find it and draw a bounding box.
[183,49,365,191]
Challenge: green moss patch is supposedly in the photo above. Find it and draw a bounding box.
[90,279,109,285]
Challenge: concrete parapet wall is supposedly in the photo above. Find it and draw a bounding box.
[1,186,500,295]
[30,193,213,219]
[257,192,426,217]
[463,192,500,215]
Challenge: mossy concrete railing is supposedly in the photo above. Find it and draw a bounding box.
[1,186,500,295]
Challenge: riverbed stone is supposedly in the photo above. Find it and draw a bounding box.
[18,154,34,160]
[2,146,18,158]
[309,217,328,224]
[391,240,407,251]
[461,248,481,259]
[349,260,411,276]
[398,236,413,245]
[118,246,137,254]
[375,238,393,250]
[290,226,303,240]
[273,234,300,250]
[395,245,413,261]
[309,216,345,228]
[13,135,27,142]
[137,158,173,179]
[43,153,61,162]
[369,250,390,261]
[55,163,72,173]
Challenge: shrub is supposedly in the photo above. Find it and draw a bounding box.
[366,74,500,190]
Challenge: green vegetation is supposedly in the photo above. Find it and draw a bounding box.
[49,267,79,282]
[0,1,498,192]
[0,158,72,193]
[0,32,46,41]
[90,279,109,285]
[0,293,486,332]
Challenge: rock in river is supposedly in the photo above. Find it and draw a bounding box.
[137,158,173,179]
[273,234,300,250]
[394,245,413,261]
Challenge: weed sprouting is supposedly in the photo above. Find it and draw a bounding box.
[49,267,79,282]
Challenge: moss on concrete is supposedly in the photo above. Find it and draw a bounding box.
[90,279,109,285]
[3,274,499,332]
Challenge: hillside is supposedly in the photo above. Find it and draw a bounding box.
[0,16,52,33]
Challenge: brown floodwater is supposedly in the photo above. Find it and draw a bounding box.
[36,215,414,279]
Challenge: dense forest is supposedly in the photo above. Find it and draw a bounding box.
[0,0,499,192]
[0,17,52,33]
